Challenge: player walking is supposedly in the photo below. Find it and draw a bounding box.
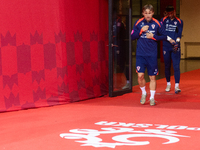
[161,5,183,93]
[131,4,168,106]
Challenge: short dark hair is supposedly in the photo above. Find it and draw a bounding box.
[166,5,174,12]
[143,4,154,12]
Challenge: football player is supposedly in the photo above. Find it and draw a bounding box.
[161,5,183,94]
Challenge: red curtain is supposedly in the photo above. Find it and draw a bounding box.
[0,0,109,112]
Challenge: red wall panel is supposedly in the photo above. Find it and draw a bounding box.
[0,0,109,112]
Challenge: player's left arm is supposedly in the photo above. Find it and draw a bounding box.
[148,22,167,41]
[173,20,183,52]
[131,21,141,40]
[176,19,183,42]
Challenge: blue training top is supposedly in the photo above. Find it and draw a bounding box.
[161,16,183,49]
[131,17,167,56]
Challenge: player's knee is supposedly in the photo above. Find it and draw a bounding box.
[164,63,171,69]
[138,74,144,81]
[173,64,180,72]
[149,76,156,81]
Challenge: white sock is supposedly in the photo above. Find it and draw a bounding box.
[150,90,156,99]
[127,80,130,84]
[167,82,171,86]
[175,83,179,88]
[140,86,146,95]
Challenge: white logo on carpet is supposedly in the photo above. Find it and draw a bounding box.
[60,121,200,148]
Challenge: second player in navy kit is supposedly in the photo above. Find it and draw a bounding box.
[161,5,183,93]
[131,4,168,106]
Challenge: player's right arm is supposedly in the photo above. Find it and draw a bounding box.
[131,19,148,40]
[131,21,140,40]
[161,17,175,44]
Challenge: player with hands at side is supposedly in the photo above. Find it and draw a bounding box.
[161,5,183,94]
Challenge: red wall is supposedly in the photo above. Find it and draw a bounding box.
[0,0,109,112]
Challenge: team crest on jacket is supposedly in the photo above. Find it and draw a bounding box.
[137,66,140,71]
[174,21,177,25]
[141,22,144,27]
[151,24,155,29]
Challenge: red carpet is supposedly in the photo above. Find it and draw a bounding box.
[0,69,200,150]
